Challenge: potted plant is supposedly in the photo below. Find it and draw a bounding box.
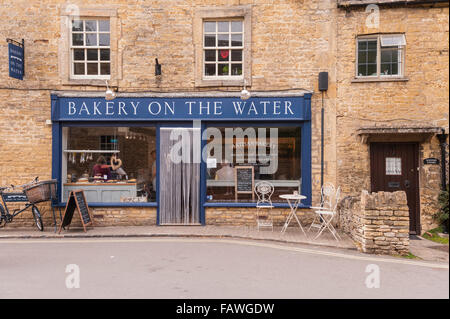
[434,186,449,234]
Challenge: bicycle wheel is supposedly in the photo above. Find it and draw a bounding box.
[32,206,44,231]
[0,205,6,228]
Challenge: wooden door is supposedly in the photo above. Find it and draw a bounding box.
[370,143,420,234]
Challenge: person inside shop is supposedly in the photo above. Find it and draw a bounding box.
[111,154,127,180]
[215,161,234,196]
[92,156,112,180]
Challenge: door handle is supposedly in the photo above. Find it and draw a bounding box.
[404,180,410,188]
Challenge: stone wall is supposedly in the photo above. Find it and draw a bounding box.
[338,190,410,255]
[206,207,314,227]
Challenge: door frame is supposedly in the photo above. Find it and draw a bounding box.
[156,122,205,225]
[369,142,421,234]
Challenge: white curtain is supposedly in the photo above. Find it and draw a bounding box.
[159,128,200,224]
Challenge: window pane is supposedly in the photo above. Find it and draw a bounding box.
[73,63,85,75]
[73,49,85,61]
[72,33,83,46]
[231,21,243,32]
[86,33,97,46]
[358,51,367,64]
[218,64,229,76]
[204,34,216,47]
[64,127,157,203]
[381,63,392,76]
[368,40,377,50]
[367,64,377,76]
[205,50,216,62]
[100,63,110,75]
[98,20,110,32]
[100,49,110,61]
[392,63,399,75]
[205,126,302,203]
[231,63,242,76]
[204,21,215,33]
[205,64,216,76]
[381,50,392,63]
[358,40,367,50]
[85,20,97,31]
[218,50,229,61]
[231,34,242,47]
[72,20,83,31]
[367,50,376,64]
[357,64,367,77]
[231,50,242,61]
[87,49,98,61]
[218,34,229,47]
[87,63,98,75]
[99,34,110,46]
[218,21,229,32]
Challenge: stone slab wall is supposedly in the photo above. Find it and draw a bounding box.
[338,190,410,255]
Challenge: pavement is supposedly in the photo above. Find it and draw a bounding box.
[0,237,448,299]
[2,224,449,263]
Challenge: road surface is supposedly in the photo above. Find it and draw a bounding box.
[0,238,448,298]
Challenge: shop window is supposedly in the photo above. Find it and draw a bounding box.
[62,126,157,203]
[194,5,252,87]
[71,19,111,79]
[205,126,302,203]
[357,34,406,78]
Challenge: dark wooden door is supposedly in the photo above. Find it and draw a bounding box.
[370,143,420,234]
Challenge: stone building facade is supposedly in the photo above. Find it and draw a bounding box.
[0,0,448,235]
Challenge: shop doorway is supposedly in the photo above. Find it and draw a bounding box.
[370,143,420,234]
[159,127,201,225]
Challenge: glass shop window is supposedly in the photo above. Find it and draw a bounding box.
[205,126,302,203]
[62,127,157,203]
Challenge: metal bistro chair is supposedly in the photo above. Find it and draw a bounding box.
[312,186,342,241]
[254,181,275,231]
[308,182,336,232]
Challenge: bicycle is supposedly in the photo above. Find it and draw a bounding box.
[0,177,44,231]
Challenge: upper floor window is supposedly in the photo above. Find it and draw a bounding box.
[357,34,406,78]
[203,20,244,79]
[71,19,111,79]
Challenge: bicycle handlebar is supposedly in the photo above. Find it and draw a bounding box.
[3,177,39,191]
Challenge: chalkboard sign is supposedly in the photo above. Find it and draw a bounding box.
[58,190,93,233]
[235,166,254,201]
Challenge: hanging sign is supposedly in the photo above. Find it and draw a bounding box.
[58,190,93,233]
[7,39,24,80]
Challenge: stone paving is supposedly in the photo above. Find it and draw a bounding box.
[0,225,356,250]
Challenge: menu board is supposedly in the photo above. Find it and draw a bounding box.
[235,166,255,201]
[58,190,93,233]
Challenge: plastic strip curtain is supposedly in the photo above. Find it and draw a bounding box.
[159,128,200,224]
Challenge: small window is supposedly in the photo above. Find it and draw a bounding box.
[71,19,111,79]
[203,20,244,79]
[357,34,405,78]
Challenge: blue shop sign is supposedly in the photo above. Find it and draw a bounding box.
[51,95,311,121]
[8,42,24,80]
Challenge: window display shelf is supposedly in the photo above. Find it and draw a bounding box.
[207,179,301,188]
[63,150,120,153]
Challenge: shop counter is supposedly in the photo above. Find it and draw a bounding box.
[63,182,137,203]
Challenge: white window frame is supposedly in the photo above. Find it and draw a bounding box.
[70,18,111,80]
[356,34,406,79]
[202,19,244,81]
[194,5,252,87]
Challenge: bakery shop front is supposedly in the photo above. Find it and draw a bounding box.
[51,91,312,225]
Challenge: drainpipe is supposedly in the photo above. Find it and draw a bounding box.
[436,129,448,190]
[318,72,328,190]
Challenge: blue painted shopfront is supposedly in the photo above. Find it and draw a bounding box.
[51,93,312,225]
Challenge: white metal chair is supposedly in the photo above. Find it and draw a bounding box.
[254,181,274,231]
[308,182,335,232]
[311,186,341,241]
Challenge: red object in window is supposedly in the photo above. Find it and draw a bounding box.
[220,50,229,59]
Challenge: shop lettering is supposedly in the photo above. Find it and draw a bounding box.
[65,99,296,117]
